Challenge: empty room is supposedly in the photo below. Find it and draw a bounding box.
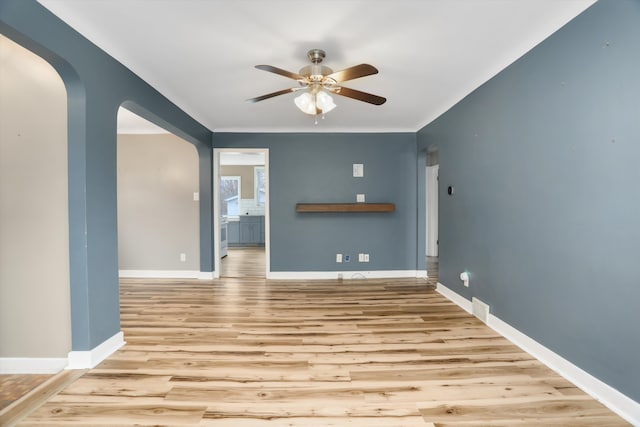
[1,0,639,425]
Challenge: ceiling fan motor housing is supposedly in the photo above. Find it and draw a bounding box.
[308,48,325,63]
[300,49,332,80]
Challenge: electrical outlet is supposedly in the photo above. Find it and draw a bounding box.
[358,253,364,262]
[364,254,370,262]
[180,253,186,262]
[193,192,199,201]
[336,253,342,263]
[353,163,364,177]
[344,255,350,263]
[356,193,365,203]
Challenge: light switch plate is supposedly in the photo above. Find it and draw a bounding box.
[353,163,364,177]
[193,192,200,201]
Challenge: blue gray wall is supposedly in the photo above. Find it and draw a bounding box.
[214,133,418,272]
[0,0,213,350]
[417,0,640,401]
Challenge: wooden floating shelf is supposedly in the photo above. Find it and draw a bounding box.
[296,203,395,213]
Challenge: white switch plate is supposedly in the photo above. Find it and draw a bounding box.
[180,253,186,262]
[358,253,364,262]
[193,192,199,201]
[353,163,364,177]
[336,253,342,263]
[364,254,370,262]
[356,194,365,203]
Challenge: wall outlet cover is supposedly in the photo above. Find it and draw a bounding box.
[353,163,364,177]
[356,194,365,203]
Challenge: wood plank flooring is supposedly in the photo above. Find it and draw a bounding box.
[15,266,630,425]
[0,375,52,411]
[220,247,265,278]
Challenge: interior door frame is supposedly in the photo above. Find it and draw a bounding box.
[426,164,439,257]
[213,148,270,278]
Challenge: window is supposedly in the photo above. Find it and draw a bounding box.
[220,176,241,217]
[254,166,265,206]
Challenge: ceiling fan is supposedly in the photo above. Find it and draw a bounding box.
[247,49,386,122]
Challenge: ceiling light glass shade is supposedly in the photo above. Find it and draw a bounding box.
[294,90,337,115]
[294,92,317,115]
[316,91,336,113]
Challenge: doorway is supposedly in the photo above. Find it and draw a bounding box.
[214,149,269,278]
[426,148,439,278]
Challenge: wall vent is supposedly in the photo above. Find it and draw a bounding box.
[472,297,490,323]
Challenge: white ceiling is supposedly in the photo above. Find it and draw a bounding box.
[38,0,595,134]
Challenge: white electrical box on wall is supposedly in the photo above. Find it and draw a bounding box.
[353,163,364,177]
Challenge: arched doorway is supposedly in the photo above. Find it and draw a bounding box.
[0,35,71,372]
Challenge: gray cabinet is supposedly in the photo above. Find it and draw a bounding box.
[228,221,240,244]
[229,216,264,246]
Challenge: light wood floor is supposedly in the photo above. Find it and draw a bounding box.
[12,271,629,425]
[221,247,266,278]
[0,375,52,411]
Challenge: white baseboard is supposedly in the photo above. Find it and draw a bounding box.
[267,270,426,280]
[197,271,215,280]
[119,270,200,279]
[0,357,68,374]
[66,331,125,370]
[436,282,640,426]
[436,282,472,313]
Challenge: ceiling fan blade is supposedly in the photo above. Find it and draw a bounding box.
[246,87,299,103]
[255,64,305,81]
[332,86,386,105]
[325,64,378,83]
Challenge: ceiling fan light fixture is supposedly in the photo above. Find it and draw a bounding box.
[316,90,336,114]
[294,92,316,115]
[294,90,337,116]
[249,49,385,122]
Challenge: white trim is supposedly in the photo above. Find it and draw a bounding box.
[436,282,640,426]
[66,331,125,370]
[119,270,200,279]
[426,164,439,257]
[416,270,428,279]
[0,357,68,374]
[214,148,270,279]
[197,271,215,280]
[267,270,427,280]
[436,282,472,313]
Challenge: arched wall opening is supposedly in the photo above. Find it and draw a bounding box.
[116,107,201,277]
[0,34,71,372]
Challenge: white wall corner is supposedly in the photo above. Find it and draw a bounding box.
[436,281,640,426]
[0,357,68,374]
[66,331,125,370]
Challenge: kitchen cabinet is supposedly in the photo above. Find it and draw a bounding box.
[228,216,264,246]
